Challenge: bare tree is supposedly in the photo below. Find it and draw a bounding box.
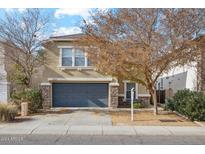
[0,9,50,88]
[79,9,205,114]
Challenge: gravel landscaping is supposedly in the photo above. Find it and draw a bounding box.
[110,110,198,126]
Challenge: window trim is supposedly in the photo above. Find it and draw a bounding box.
[58,46,94,69]
[123,80,138,101]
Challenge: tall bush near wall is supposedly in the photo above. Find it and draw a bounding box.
[11,89,43,113]
[0,104,18,121]
[165,89,205,121]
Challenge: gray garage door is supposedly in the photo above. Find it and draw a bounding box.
[52,83,108,107]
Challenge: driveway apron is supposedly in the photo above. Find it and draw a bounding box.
[0,111,112,135]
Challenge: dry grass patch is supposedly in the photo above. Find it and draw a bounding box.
[110,110,198,126]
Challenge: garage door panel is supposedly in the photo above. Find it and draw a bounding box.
[52,83,108,107]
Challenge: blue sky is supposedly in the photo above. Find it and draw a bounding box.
[47,8,91,36]
[0,8,95,37]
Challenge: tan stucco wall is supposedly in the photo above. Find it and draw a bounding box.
[31,41,114,88]
[31,40,150,98]
[138,84,149,94]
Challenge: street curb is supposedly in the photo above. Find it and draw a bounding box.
[173,111,190,120]
[194,121,205,127]
[173,111,204,127]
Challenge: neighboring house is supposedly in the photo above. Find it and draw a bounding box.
[156,69,197,94]
[0,43,10,103]
[33,34,150,109]
[0,41,29,103]
[155,65,197,104]
[157,35,205,94]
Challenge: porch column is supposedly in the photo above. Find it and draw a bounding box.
[109,82,119,108]
[40,83,52,109]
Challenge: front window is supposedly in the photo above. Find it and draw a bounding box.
[60,48,92,67]
[75,49,85,66]
[62,48,72,66]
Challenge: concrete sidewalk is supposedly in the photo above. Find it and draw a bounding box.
[0,124,205,136]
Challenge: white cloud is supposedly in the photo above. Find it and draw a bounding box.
[18,8,26,13]
[54,8,91,19]
[52,26,82,36]
[5,8,13,12]
[4,8,26,13]
[98,8,108,12]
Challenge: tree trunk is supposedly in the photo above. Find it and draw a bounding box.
[150,86,158,115]
[153,89,158,115]
[25,68,34,89]
[26,76,32,89]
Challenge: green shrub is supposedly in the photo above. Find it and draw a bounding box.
[164,98,175,111]
[133,100,144,109]
[0,104,18,121]
[11,89,42,113]
[164,89,205,121]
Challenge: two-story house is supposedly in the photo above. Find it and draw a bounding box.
[35,34,150,109]
[2,33,204,108]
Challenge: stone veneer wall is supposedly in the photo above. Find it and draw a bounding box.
[40,83,52,109]
[109,83,119,108]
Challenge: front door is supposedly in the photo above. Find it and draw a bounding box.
[126,82,135,101]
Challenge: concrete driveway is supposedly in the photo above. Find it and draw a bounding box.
[0,111,112,135]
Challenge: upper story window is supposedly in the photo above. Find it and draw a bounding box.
[62,48,72,66]
[60,47,92,67]
[75,49,85,66]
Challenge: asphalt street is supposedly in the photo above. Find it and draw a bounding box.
[0,135,205,145]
